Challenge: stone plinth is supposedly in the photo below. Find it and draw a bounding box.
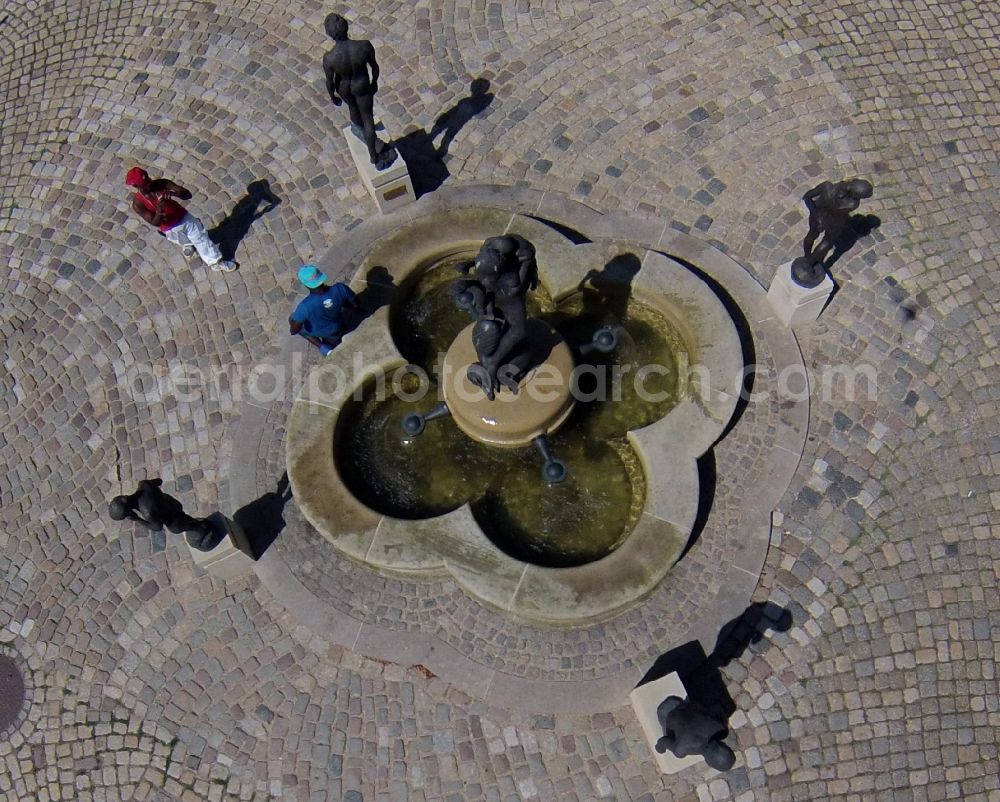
[342,125,414,213]
[766,261,834,326]
[629,672,703,774]
[188,513,255,580]
[441,320,576,447]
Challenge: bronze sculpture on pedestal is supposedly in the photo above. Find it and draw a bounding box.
[791,177,873,287]
[452,234,539,400]
[323,12,397,170]
[656,695,736,771]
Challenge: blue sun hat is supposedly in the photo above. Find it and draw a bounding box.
[298,263,328,288]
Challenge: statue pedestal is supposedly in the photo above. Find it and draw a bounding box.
[342,125,415,213]
[766,261,834,327]
[441,321,576,447]
[629,672,704,774]
[187,513,255,580]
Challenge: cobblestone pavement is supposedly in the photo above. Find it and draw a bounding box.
[1,1,997,801]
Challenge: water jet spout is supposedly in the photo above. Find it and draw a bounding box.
[578,325,618,356]
[401,402,451,437]
[534,436,567,484]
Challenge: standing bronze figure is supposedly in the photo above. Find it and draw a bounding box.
[655,695,736,771]
[453,235,539,400]
[108,479,224,552]
[792,177,873,287]
[323,13,397,170]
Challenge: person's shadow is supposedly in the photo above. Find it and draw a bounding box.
[393,78,494,198]
[354,265,398,315]
[209,179,281,261]
[332,266,399,342]
[823,213,881,270]
[233,472,292,557]
[638,601,793,721]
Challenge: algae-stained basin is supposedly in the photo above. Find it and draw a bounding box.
[335,372,645,568]
[336,251,689,568]
[287,207,743,624]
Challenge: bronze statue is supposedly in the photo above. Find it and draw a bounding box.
[108,479,223,552]
[792,177,873,287]
[323,13,396,170]
[453,235,539,400]
[655,696,736,771]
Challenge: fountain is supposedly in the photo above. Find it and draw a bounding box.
[400,232,607,485]
[286,205,743,624]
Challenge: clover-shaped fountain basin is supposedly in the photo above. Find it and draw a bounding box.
[286,208,743,624]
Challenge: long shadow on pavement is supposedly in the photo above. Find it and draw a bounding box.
[234,472,292,558]
[394,78,494,198]
[639,600,793,721]
[209,179,282,262]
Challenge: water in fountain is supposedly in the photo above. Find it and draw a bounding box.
[337,257,688,567]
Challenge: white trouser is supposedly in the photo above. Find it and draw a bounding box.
[163,213,222,266]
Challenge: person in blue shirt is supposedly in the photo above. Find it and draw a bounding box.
[289,264,360,355]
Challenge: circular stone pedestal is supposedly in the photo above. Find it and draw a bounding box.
[442,319,576,446]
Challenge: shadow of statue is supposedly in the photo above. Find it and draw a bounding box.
[549,252,641,344]
[577,252,642,323]
[393,78,494,198]
[430,78,494,158]
[233,472,292,557]
[394,128,450,197]
[704,600,793,671]
[209,179,282,261]
[638,601,793,721]
[823,213,882,269]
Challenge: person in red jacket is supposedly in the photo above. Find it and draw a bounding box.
[126,166,237,272]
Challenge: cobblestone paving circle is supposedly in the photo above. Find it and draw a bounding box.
[1,0,997,800]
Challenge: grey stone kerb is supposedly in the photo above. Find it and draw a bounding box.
[228,184,808,713]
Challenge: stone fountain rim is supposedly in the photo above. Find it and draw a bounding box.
[231,183,809,713]
[286,208,742,624]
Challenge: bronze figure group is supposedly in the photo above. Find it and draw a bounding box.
[452,234,539,400]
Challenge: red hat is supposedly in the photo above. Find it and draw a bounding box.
[125,166,149,187]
